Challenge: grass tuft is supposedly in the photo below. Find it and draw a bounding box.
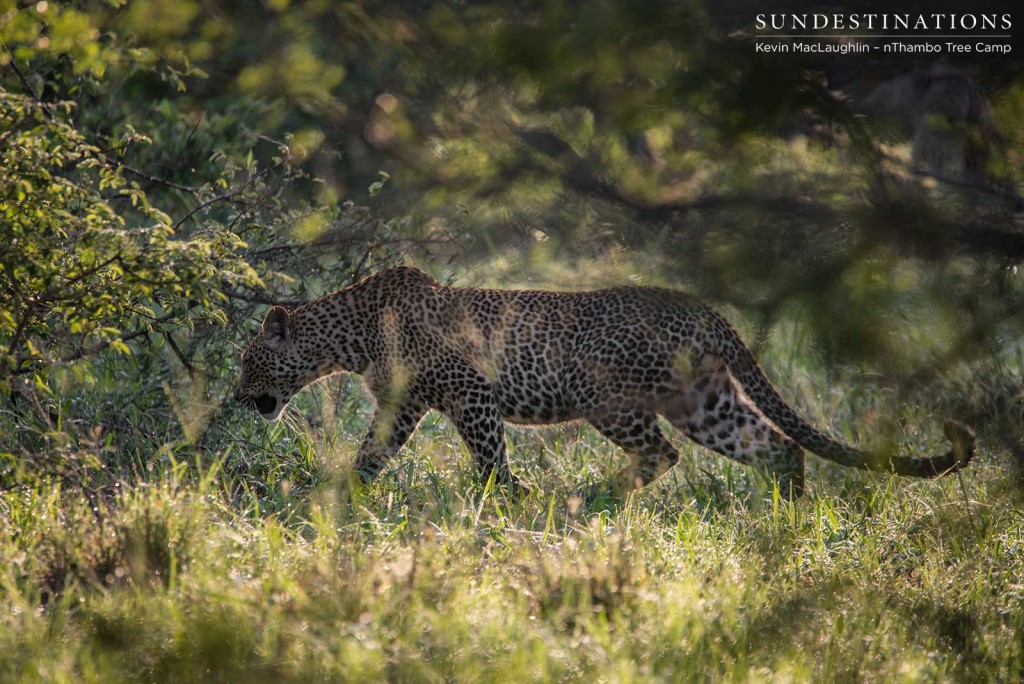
[2,338,1023,680]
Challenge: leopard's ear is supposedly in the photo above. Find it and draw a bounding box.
[262,306,293,346]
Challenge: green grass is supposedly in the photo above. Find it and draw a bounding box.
[2,407,1023,683]
[3,325,1023,682]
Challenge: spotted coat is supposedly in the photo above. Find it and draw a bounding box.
[234,266,974,497]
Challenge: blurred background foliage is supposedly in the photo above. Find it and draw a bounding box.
[1,0,1023,490]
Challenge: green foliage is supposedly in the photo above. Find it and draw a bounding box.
[0,90,257,384]
[0,0,408,468]
[0,0,1022,679]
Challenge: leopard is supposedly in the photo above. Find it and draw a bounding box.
[234,266,975,498]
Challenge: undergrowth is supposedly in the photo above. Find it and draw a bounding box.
[2,320,1022,683]
[2,411,1022,682]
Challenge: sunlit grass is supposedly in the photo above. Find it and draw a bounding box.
[2,296,1022,682]
[2,391,1022,682]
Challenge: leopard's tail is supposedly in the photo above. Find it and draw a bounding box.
[706,308,975,477]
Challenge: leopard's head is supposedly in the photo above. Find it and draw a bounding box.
[234,306,311,421]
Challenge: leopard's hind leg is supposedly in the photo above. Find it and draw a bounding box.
[586,410,681,493]
[664,354,806,497]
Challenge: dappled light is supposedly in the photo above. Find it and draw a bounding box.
[2,0,1024,680]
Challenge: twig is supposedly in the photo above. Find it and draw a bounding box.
[956,469,981,544]
[2,40,53,120]
[162,331,195,380]
[113,159,200,193]
[172,167,273,230]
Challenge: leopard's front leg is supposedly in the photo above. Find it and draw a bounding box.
[443,381,530,496]
[353,399,428,482]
